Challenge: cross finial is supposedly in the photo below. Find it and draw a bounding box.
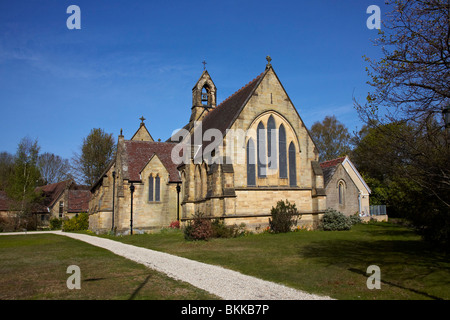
[139,116,146,126]
[266,55,272,69]
[202,60,207,70]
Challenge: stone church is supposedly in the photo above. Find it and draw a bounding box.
[89,58,328,233]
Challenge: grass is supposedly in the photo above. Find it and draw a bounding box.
[0,234,218,300]
[1,221,449,300]
[96,222,450,300]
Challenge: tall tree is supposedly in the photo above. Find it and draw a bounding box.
[0,151,14,191]
[6,137,43,230]
[354,0,450,245]
[309,115,351,162]
[72,128,115,186]
[38,152,73,184]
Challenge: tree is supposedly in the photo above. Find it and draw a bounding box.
[72,128,116,186]
[38,152,73,184]
[353,0,450,245]
[309,115,351,162]
[6,137,43,230]
[0,151,14,191]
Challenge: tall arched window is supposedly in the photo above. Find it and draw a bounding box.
[279,124,287,178]
[257,122,266,177]
[155,175,160,202]
[338,181,345,205]
[247,138,256,186]
[148,175,154,201]
[288,142,297,186]
[267,115,277,170]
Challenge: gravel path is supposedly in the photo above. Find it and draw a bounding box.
[1,230,333,300]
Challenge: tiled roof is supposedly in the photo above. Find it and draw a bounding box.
[67,189,90,213]
[37,179,72,208]
[319,157,347,186]
[319,157,346,169]
[123,141,181,182]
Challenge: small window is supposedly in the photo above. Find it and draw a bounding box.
[149,174,161,202]
[59,201,64,217]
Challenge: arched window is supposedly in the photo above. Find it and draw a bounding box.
[148,175,154,201]
[267,115,277,170]
[247,138,256,186]
[257,122,266,177]
[155,175,160,202]
[279,124,287,178]
[288,142,297,186]
[194,165,201,200]
[338,181,345,205]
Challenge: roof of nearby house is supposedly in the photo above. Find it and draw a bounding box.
[123,140,181,183]
[67,189,91,213]
[37,179,72,208]
[319,157,346,186]
[320,156,371,194]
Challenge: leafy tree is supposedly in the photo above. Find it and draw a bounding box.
[353,0,449,246]
[38,152,73,184]
[72,128,116,186]
[6,137,43,230]
[310,115,351,162]
[0,151,14,191]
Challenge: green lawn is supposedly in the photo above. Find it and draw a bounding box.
[97,221,450,300]
[1,222,449,300]
[0,234,218,300]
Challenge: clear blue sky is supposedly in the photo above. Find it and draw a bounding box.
[0,0,388,160]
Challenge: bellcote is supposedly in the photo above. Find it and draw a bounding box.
[190,70,217,123]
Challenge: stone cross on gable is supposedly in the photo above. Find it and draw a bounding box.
[266,55,272,68]
[140,116,146,127]
[202,60,207,70]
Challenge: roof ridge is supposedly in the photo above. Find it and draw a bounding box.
[216,71,265,109]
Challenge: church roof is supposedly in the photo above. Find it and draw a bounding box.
[123,140,181,183]
[203,72,265,139]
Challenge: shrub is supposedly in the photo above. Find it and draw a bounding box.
[63,212,89,232]
[321,209,352,231]
[169,220,180,229]
[211,219,251,238]
[349,214,362,226]
[269,200,300,233]
[183,212,213,241]
[49,217,63,230]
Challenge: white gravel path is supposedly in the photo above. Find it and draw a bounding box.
[1,230,333,300]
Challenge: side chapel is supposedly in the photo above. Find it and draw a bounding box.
[89,57,328,233]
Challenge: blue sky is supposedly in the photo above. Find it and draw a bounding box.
[0,0,387,160]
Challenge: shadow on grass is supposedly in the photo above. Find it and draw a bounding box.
[347,267,443,300]
[298,236,450,300]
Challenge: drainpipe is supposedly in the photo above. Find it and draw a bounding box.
[111,170,116,232]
